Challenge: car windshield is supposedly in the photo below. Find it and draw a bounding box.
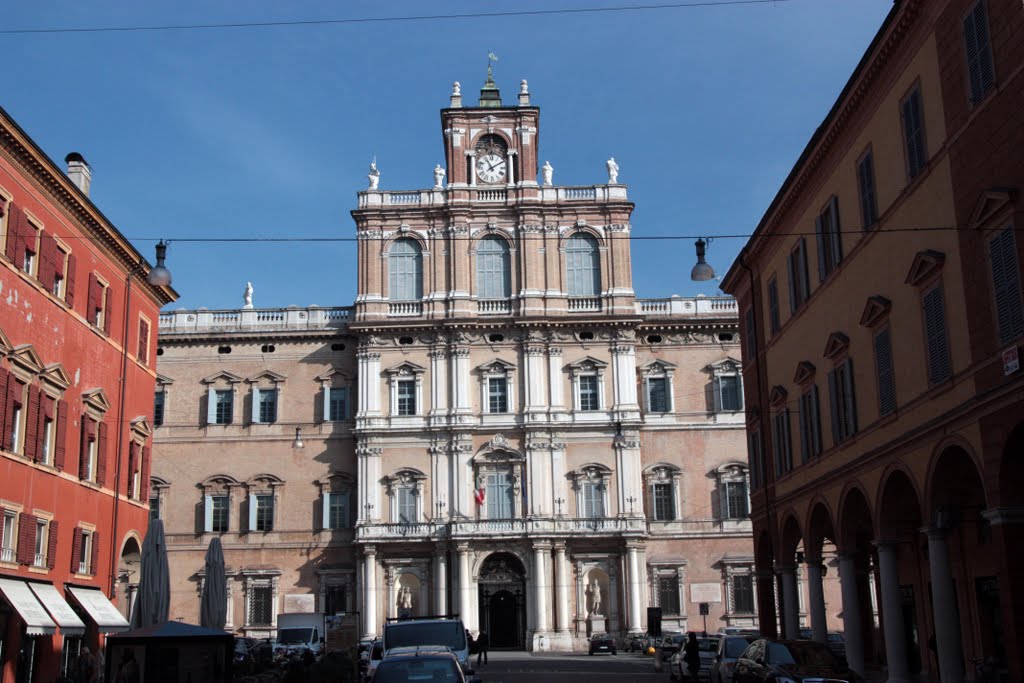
[768,642,838,667]
[386,622,467,652]
[234,640,248,654]
[374,658,461,682]
[277,628,313,645]
[698,638,719,652]
[725,638,754,657]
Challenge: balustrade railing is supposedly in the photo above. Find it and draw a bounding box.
[0,547,14,563]
[567,297,602,312]
[388,301,423,317]
[562,187,597,200]
[477,299,512,315]
[388,192,422,205]
[635,296,738,318]
[476,189,507,202]
[158,306,353,333]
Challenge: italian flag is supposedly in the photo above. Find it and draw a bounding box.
[474,488,486,505]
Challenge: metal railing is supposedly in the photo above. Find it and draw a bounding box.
[33,553,45,567]
[78,561,88,574]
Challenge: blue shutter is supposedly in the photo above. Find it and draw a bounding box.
[251,388,260,424]
[206,388,216,425]
[204,495,213,533]
[477,236,511,299]
[322,493,332,530]
[990,228,1024,344]
[964,2,995,103]
[248,494,257,532]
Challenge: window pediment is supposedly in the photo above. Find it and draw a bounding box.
[156,373,175,387]
[129,417,153,439]
[201,371,242,386]
[9,344,44,379]
[905,250,946,286]
[859,296,892,328]
[200,474,241,491]
[823,332,850,360]
[969,188,1014,228]
[715,462,749,482]
[246,473,284,491]
[150,475,170,490]
[768,385,788,407]
[566,356,608,376]
[0,328,12,357]
[384,361,426,377]
[316,368,353,384]
[639,360,677,377]
[41,363,72,393]
[247,370,286,385]
[476,359,516,375]
[643,463,681,483]
[707,357,742,375]
[793,361,816,385]
[571,463,613,484]
[315,471,355,493]
[81,388,112,414]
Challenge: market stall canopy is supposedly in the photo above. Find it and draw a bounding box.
[0,579,57,636]
[29,583,85,636]
[67,586,130,633]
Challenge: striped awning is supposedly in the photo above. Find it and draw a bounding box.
[0,578,57,636]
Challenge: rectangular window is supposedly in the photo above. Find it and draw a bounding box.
[798,386,823,462]
[328,387,349,421]
[488,377,508,414]
[258,389,277,424]
[325,586,347,616]
[212,495,229,533]
[1,511,15,563]
[816,197,843,281]
[772,410,793,476]
[748,430,763,490]
[647,377,669,413]
[40,418,54,464]
[137,319,150,365]
[149,496,160,522]
[725,481,749,519]
[902,87,927,179]
[249,585,273,627]
[397,379,416,416]
[744,307,757,359]
[397,488,417,524]
[328,493,348,529]
[732,575,755,614]
[22,227,37,276]
[579,375,599,411]
[10,403,23,454]
[717,375,743,412]
[828,359,859,445]
[923,285,951,384]
[215,390,233,425]
[787,239,811,312]
[78,531,91,575]
[989,227,1024,344]
[658,576,681,616]
[153,392,165,428]
[767,277,781,335]
[874,327,897,416]
[858,152,879,229]
[34,520,47,567]
[486,470,514,520]
[652,483,675,521]
[51,245,68,300]
[964,1,995,104]
[255,494,274,532]
[84,437,97,482]
[87,275,110,332]
[582,481,606,518]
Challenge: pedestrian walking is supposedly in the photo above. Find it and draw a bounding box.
[76,646,97,683]
[683,632,701,682]
[476,631,489,666]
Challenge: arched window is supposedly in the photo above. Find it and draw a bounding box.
[476,236,511,300]
[388,238,423,301]
[565,233,600,297]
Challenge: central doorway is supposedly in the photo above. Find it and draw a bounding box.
[477,552,526,649]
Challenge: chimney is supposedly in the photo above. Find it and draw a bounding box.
[65,152,92,196]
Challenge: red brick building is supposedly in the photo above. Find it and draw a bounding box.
[0,106,176,682]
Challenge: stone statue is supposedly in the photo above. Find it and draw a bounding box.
[606,157,619,184]
[399,586,412,610]
[520,79,529,95]
[243,282,253,309]
[452,81,461,96]
[433,164,446,189]
[368,161,380,190]
[586,580,603,615]
[542,161,553,186]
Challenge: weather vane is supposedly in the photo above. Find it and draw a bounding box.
[487,51,499,79]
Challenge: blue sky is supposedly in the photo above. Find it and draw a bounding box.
[3,0,892,311]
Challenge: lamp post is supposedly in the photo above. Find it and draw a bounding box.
[690,238,716,282]
[626,495,637,516]
[292,427,305,449]
[554,497,564,517]
[435,500,446,520]
[108,241,172,598]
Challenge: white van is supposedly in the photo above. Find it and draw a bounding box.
[382,616,470,672]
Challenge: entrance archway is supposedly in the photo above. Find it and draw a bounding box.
[477,553,526,649]
[117,536,142,622]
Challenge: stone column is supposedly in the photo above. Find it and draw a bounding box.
[524,344,547,417]
[554,543,570,633]
[610,340,639,414]
[506,150,517,185]
[451,348,471,416]
[467,151,477,187]
[626,543,643,632]
[779,565,800,639]
[547,347,564,414]
[837,553,865,676]
[874,540,911,683]
[805,557,828,643]
[435,544,448,615]
[428,349,448,420]
[923,527,965,683]
[457,543,473,632]
[363,546,378,638]
[533,542,550,634]
[754,568,779,638]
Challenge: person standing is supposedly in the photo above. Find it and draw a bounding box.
[683,632,701,682]
[476,631,489,666]
[76,646,97,683]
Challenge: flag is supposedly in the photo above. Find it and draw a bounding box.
[487,52,499,63]
[474,487,486,506]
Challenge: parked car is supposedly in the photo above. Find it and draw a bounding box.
[372,648,481,683]
[796,630,848,666]
[709,634,757,683]
[364,639,384,681]
[248,638,276,671]
[659,632,686,656]
[733,639,861,683]
[233,637,257,674]
[669,635,720,681]
[588,633,617,655]
[625,633,650,652]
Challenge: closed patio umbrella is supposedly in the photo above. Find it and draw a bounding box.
[200,537,227,630]
[131,518,170,628]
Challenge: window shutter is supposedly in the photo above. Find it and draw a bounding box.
[103,287,113,335]
[815,215,827,283]
[38,231,56,291]
[17,513,36,565]
[4,203,19,261]
[96,421,108,487]
[810,385,822,457]
[90,531,99,575]
[923,287,951,383]
[964,2,995,102]
[71,528,83,573]
[140,446,151,501]
[798,394,809,463]
[858,155,876,229]
[251,388,260,424]
[843,358,858,436]
[127,442,137,498]
[875,328,896,416]
[46,520,58,570]
[787,257,797,313]
[87,274,99,323]
[990,228,1024,344]
[23,385,39,461]
[322,493,332,530]
[828,369,841,446]
[34,391,48,463]
[713,377,723,412]
[248,494,257,532]
[64,253,77,308]
[829,197,843,265]
[0,368,8,448]
[79,417,90,479]
[767,279,780,334]
[322,387,330,423]
[55,401,68,471]
[206,387,217,425]
[138,319,150,364]
[799,239,811,300]
[204,496,214,533]
[2,372,16,449]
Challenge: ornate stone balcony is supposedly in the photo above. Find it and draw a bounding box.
[158,306,352,334]
[477,299,513,315]
[635,296,738,317]
[356,516,651,542]
[356,183,628,209]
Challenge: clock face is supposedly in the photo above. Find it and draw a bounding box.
[476,153,507,184]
